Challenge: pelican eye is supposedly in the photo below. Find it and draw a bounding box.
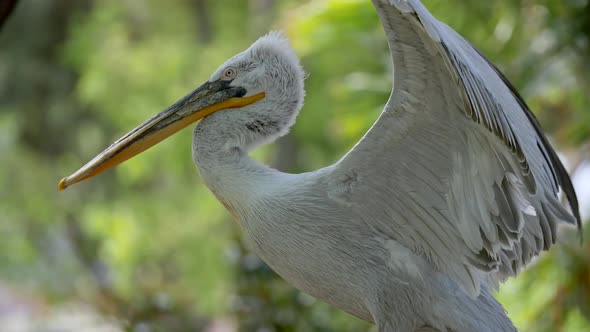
[222,67,238,80]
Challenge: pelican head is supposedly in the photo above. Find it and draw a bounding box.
[59,31,304,190]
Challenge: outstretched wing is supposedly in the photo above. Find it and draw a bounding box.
[331,0,580,296]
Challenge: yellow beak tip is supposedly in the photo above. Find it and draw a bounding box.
[58,178,68,191]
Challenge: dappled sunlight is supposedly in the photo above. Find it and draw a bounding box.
[1,0,588,331]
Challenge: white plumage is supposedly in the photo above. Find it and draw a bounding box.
[60,1,581,331]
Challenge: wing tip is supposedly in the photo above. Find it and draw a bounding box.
[468,42,583,236]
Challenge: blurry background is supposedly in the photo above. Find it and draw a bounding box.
[1,0,589,331]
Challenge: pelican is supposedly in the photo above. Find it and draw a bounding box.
[59,0,581,331]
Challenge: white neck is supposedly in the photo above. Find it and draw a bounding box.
[191,114,284,215]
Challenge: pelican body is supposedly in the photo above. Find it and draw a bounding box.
[60,1,581,331]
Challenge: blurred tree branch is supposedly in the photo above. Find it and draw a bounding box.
[0,0,18,31]
[194,0,212,43]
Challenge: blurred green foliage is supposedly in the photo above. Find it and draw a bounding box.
[0,0,588,331]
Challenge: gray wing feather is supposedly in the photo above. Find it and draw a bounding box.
[331,0,581,296]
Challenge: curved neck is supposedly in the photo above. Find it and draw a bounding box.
[192,116,283,215]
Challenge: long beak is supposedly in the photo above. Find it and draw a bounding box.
[58,80,265,191]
